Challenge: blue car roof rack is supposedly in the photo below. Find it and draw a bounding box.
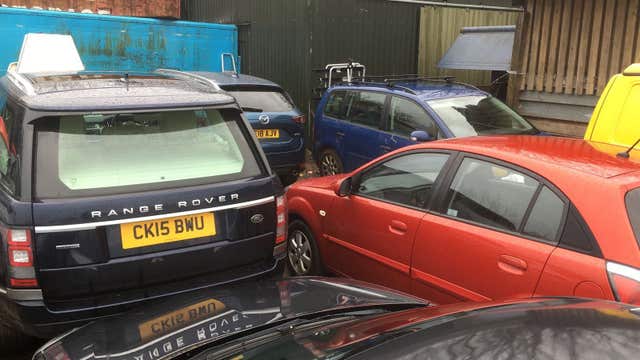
[347,80,419,95]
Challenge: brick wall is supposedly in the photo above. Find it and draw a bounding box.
[1,0,180,17]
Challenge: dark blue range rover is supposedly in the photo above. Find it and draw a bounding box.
[0,69,287,346]
[190,72,306,184]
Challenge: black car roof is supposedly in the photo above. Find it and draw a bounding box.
[2,71,237,111]
[350,297,640,360]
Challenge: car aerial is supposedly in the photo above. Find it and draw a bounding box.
[0,35,287,348]
[312,77,539,176]
[32,277,640,360]
[585,63,640,148]
[191,71,306,184]
[287,135,640,306]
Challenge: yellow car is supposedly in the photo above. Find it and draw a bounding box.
[585,64,640,147]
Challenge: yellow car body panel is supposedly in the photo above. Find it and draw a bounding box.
[585,64,640,147]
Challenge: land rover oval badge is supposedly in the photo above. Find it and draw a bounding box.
[250,214,265,224]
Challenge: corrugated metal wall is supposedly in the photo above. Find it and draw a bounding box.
[520,0,640,96]
[183,0,420,119]
[1,0,180,17]
[418,6,521,85]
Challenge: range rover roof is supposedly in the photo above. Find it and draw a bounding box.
[2,71,237,112]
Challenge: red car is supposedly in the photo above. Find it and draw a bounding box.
[286,136,640,305]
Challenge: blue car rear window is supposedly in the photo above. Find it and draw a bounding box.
[228,90,294,112]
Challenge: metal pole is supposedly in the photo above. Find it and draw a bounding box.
[387,0,524,12]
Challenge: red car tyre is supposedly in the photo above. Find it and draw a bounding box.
[287,220,323,276]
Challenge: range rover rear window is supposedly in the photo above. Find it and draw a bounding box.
[34,108,264,199]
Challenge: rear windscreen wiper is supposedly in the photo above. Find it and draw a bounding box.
[241,107,264,113]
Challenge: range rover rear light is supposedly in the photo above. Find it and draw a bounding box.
[3,228,38,288]
[9,248,32,266]
[276,195,287,244]
[607,261,640,305]
[8,229,29,244]
[10,278,38,287]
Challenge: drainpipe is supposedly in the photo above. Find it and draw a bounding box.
[387,0,524,12]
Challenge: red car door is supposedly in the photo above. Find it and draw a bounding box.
[411,157,562,304]
[323,152,452,294]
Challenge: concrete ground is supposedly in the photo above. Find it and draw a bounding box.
[292,149,321,182]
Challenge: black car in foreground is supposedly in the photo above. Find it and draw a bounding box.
[33,277,640,360]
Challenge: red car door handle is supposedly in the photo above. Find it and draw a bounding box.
[498,255,528,275]
[389,220,408,235]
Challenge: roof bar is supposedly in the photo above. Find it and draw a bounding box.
[325,62,366,88]
[383,76,457,83]
[349,80,418,95]
[221,53,238,76]
[154,69,222,91]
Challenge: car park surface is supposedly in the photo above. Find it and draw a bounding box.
[287,135,640,305]
[31,277,640,360]
[191,71,306,183]
[313,80,539,175]
[0,67,287,346]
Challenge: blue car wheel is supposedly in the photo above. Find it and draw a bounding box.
[319,149,343,176]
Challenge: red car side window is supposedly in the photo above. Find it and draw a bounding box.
[356,152,449,209]
[442,158,539,232]
[522,186,565,243]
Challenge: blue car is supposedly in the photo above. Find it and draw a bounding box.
[313,80,539,175]
[194,72,306,182]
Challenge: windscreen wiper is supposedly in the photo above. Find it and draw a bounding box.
[241,107,264,112]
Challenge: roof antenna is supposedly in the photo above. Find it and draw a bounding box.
[124,72,129,91]
[617,137,640,158]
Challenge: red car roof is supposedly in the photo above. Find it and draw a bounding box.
[421,135,640,180]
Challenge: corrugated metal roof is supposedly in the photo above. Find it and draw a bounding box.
[438,25,516,71]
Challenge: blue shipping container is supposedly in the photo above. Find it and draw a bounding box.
[0,7,238,74]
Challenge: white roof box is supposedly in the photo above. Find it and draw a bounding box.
[14,33,85,74]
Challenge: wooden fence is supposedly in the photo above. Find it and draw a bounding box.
[520,0,640,96]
